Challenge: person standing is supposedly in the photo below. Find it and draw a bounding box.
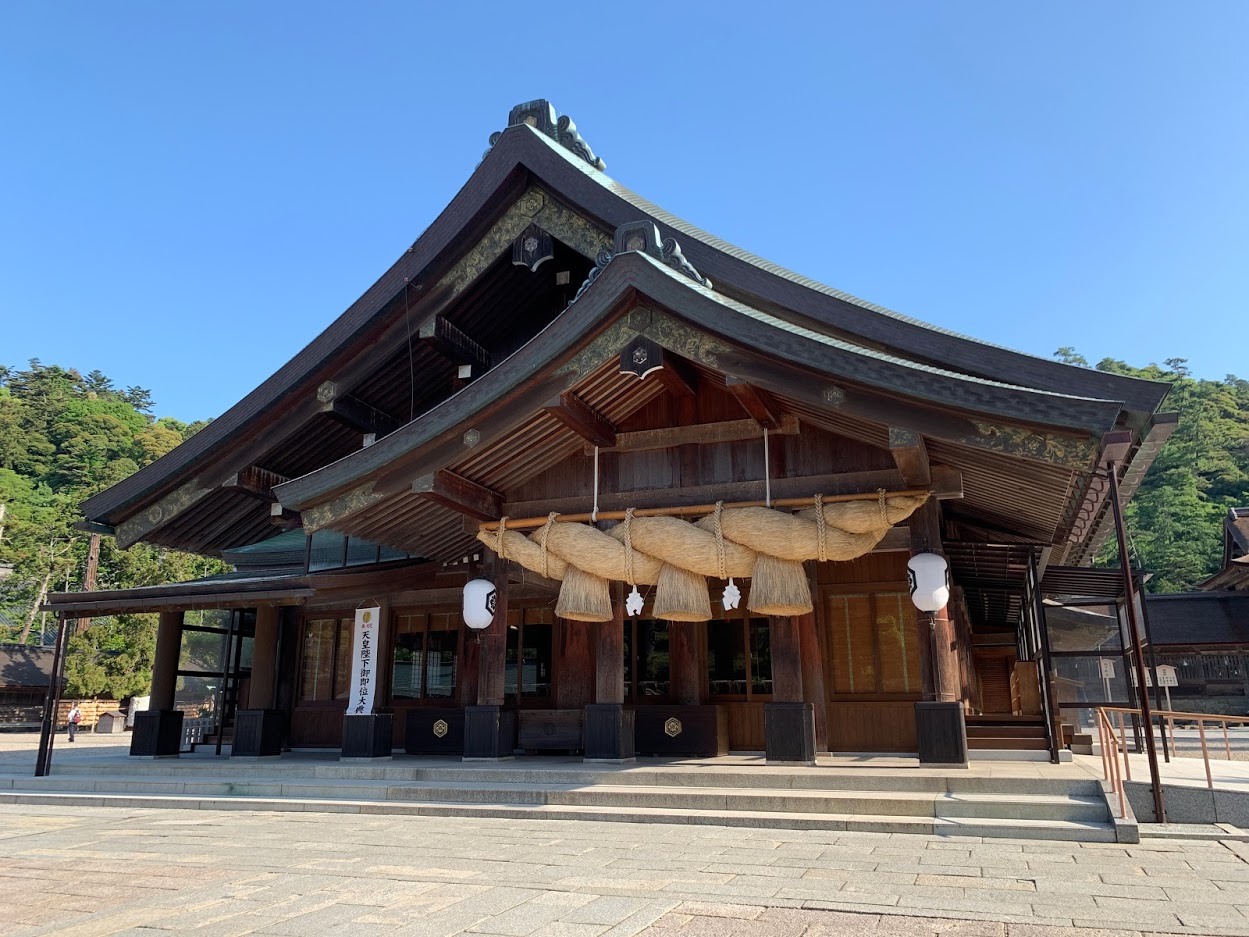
[67,704,82,742]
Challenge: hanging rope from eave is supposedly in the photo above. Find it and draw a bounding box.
[763,425,771,508]
[591,445,599,523]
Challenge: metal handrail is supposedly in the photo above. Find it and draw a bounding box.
[1096,706,1248,792]
[1096,707,1127,818]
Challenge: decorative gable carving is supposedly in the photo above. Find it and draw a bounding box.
[573,221,712,302]
[487,99,606,171]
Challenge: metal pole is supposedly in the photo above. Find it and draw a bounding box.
[34,616,71,777]
[1106,460,1166,823]
[1137,584,1170,763]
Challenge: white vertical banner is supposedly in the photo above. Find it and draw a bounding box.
[349,606,380,716]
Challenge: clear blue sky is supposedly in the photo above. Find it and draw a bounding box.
[2,3,1246,422]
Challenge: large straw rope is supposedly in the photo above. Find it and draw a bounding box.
[474,492,929,621]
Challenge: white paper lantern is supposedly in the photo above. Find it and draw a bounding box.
[907,552,950,613]
[463,578,498,630]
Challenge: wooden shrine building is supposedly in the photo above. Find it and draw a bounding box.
[46,100,1176,765]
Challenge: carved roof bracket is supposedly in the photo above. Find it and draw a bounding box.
[487,99,606,171]
[573,221,712,303]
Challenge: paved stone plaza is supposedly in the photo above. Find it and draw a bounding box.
[1,802,1248,937]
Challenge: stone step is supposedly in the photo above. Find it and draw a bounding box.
[965,726,1047,738]
[45,761,1105,797]
[0,789,1117,841]
[3,775,1109,823]
[967,738,1050,750]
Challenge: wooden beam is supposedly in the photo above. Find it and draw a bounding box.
[498,465,962,520]
[418,315,490,371]
[222,466,290,502]
[318,384,402,437]
[888,426,931,487]
[545,392,616,448]
[412,469,503,521]
[726,377,782,430]
[593,414,798,454]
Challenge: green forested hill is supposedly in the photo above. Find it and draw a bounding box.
[0,353,1246,698]
[1055,350,1249,593]
[0,361,225,697]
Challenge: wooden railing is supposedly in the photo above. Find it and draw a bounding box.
[1095,707,1127,818]
[1096,706,1249,799]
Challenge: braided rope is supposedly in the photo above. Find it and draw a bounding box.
[495,516,508,559]
[814,494,827,563]
[623,507,636,585]
[713,501,728,580]
[539,512,558,579]
[877,488,887,525]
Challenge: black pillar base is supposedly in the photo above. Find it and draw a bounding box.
[764,702,816,764]
[341,712,393,759]
[583,704,636,761]
[130,709,183,757]
[915,701,969,765]
[463,705,516,759]
[232,709,285,758]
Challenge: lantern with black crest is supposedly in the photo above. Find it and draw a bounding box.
[463,578,498,633]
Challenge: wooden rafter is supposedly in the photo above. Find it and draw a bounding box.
[222,466,290,502]
[419,315,490,372]
[726,376,782,430]
[544,392,616,448]
[412,469,503,521]
[888,426,931,487]
[318,383,402,437]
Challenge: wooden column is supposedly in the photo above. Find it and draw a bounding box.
[478,552,508,707]
[150,610,183,711]
[585,582,634,760]
[249,606,280,710]
[797,611,827,752]
[909,498,967,763]
[770,616,804,702]
[595,589,625,705]
[764,615,815,763]
[464,550,513,758]
[669,622,702,705]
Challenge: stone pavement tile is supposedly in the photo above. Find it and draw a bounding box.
[597,900,681,937]
[1030,880,1167,900]
[670,901,765,920]
[871,914,1005,935]
[658,877,782,899]
[1004,926,1143,937]
[463,891,596,936]
[554,896,670,926]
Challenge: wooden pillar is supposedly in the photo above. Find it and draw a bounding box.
[585,582,634,760]
[248,606,280,710]
[770,616,804,702]
[150,610,183,711]
[764,615,815,763]
[595,589,625,705]
[669,622,702,705]
[909,499,967,763]
[478,552,508,707]
[797,611,827,752]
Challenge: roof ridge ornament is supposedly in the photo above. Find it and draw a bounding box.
[488,99,606,171]
[573,221,712,303]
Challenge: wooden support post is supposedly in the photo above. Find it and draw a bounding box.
[595,586,625,706]
[249,606,280,710]
[150,610,183,711]
[479,552,508,708]
[669,622,702,705]
[586,582,634,760]
[909,499,967,763]
[797,611,828,753]
[764,616,815,764]
[464,551,512,759]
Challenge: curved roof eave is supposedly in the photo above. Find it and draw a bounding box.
[83,118,1165,528]
[275,250,1126,513]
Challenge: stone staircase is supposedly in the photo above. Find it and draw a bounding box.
[0,758,1128,842]
[966,715,1050,752]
